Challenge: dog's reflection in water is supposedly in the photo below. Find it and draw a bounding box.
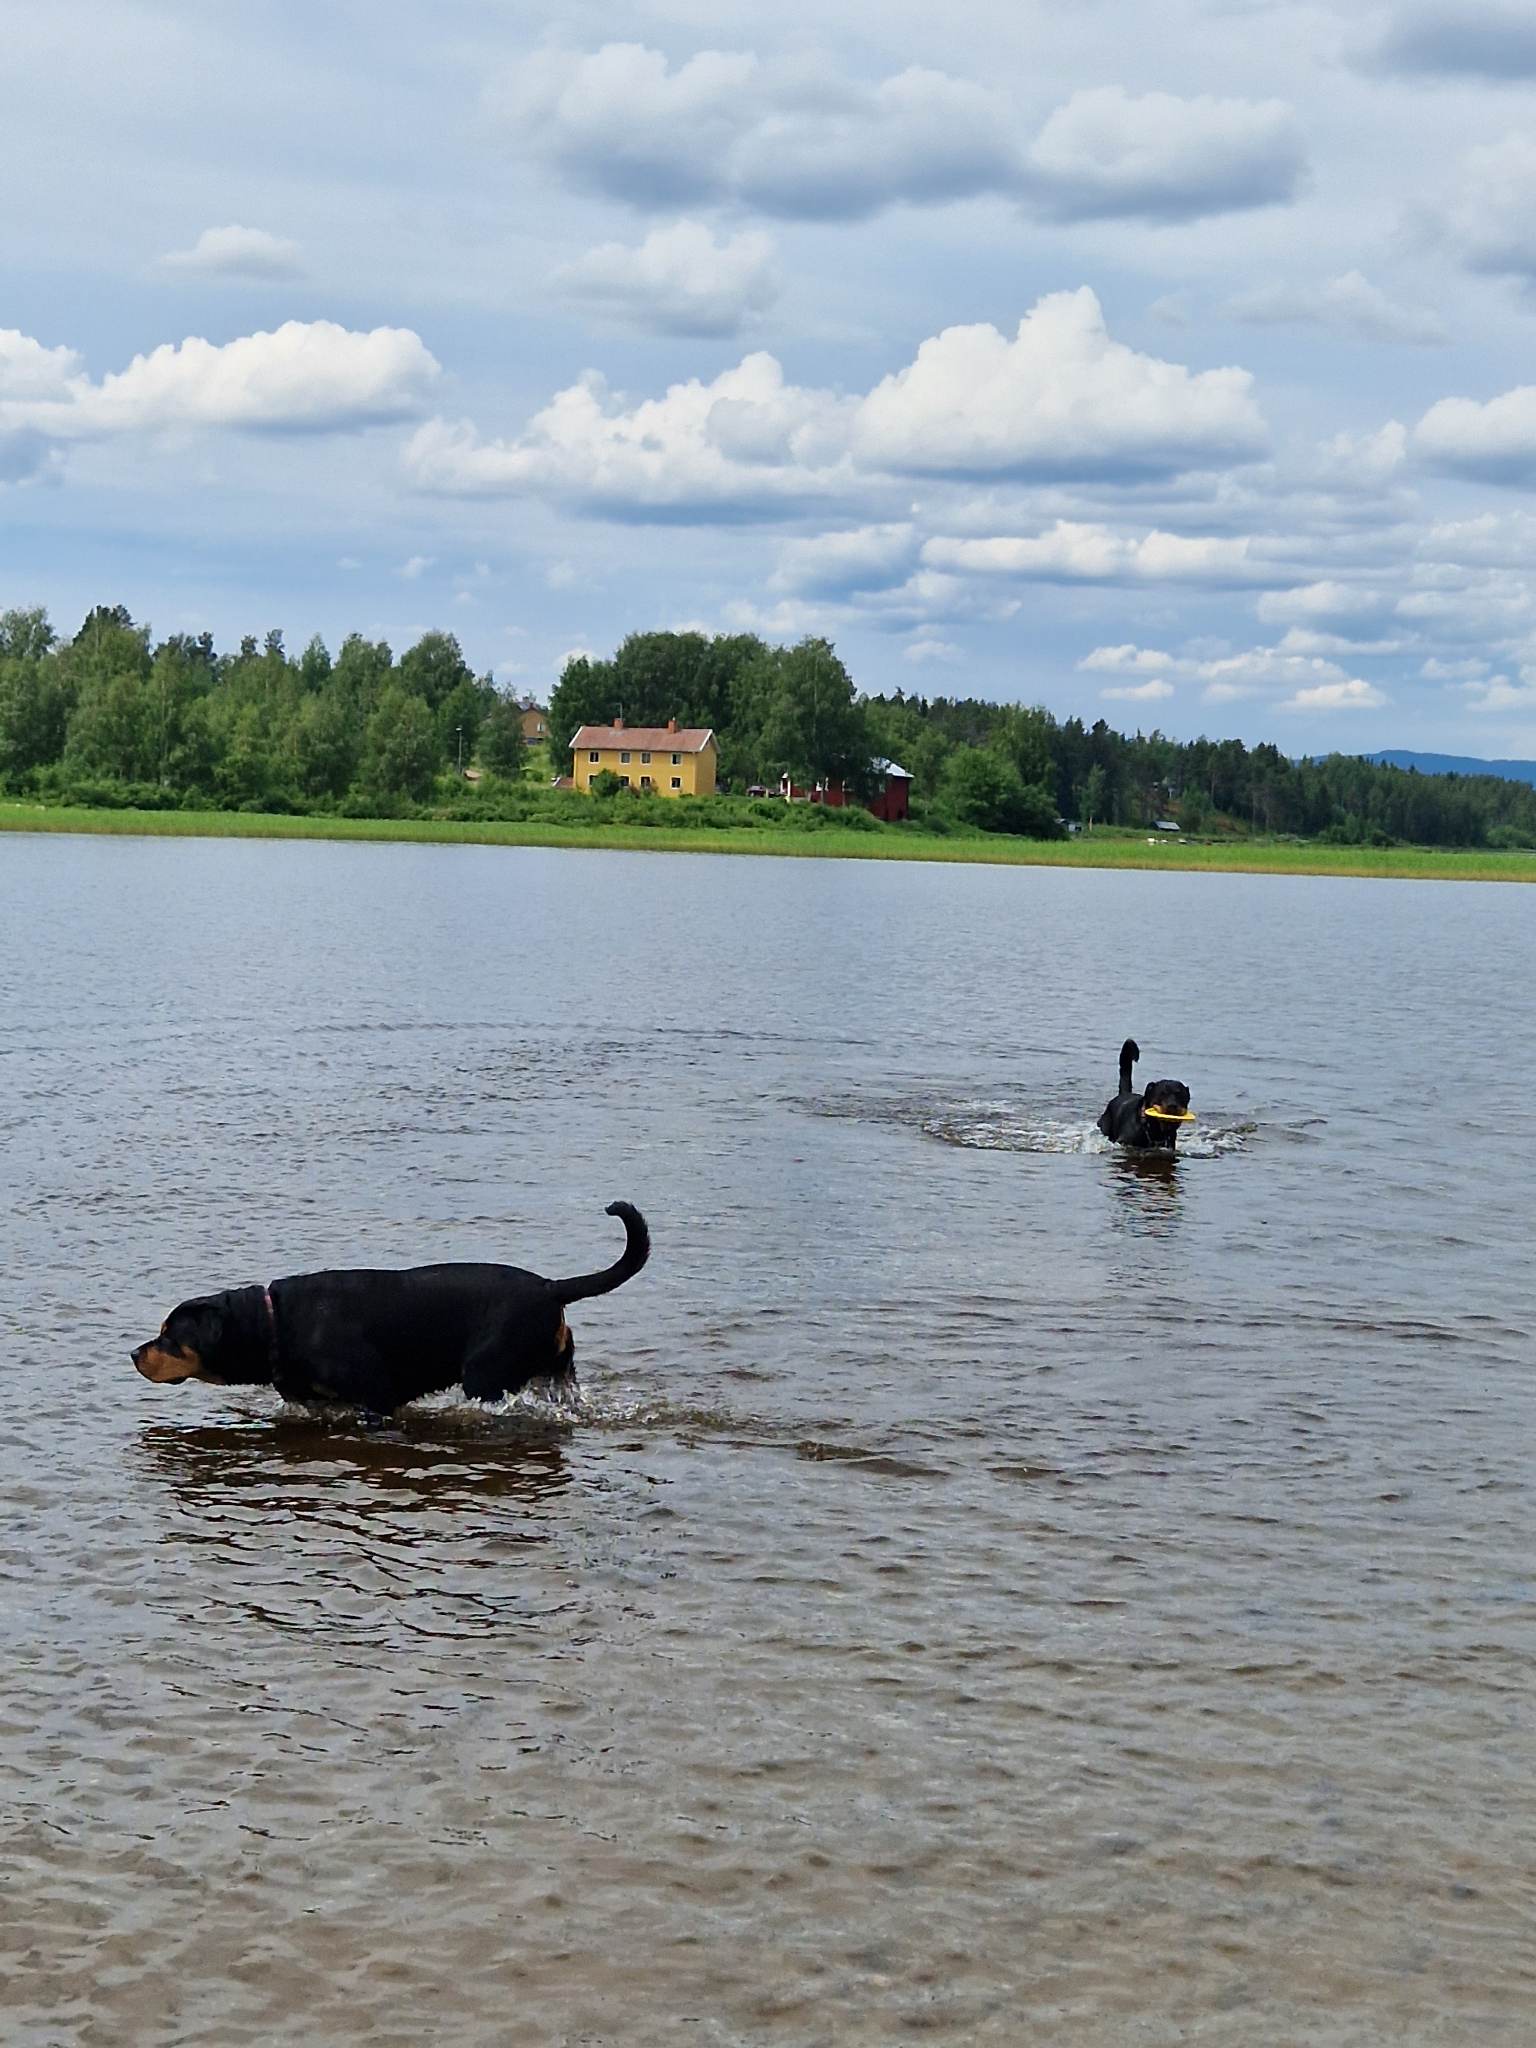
[1108,1147,1184,1242]
[136,1409,573,1536]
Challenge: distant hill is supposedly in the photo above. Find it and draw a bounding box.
[1367,749,1536,789]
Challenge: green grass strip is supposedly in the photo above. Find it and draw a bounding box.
[3,800,1534,881]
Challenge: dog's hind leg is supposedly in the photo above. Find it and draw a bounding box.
[460,1334,545,1406]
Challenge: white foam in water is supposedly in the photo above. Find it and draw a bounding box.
[807,1089,1258,1159]
[921,1101,1254,1158]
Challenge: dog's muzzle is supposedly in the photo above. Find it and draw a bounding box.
[132,1342,201,1383]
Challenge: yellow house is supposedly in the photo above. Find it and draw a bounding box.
[570,719,717,797]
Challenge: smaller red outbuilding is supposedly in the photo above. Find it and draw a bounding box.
[775,758,912,821]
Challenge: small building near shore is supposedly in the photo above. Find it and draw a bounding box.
[776,758,912,822]
[570,719,718,796]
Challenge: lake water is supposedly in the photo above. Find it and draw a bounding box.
[3,832,1534,2046]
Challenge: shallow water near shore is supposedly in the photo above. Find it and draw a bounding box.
[3,833,1534,2045]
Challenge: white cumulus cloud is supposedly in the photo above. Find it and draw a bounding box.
[1256,580,1392,630]
[1081,640,1389,710]
[1314,420,1409,489]
[0,330,84,399]
[770,523,918,596]
[1434,134,1536,283]
[404,355,856,517]
[851,289,1266,481]
[494,44,1022,220]
[1278,678,1390,711]
[903,636,961,665]
[1080,644,1177,673]
[1414,383,1536,483]
[1,320,440,444]
[495,48,1305,228]
[405,289,1267,518]
[555,220,780,337]
[1227,270,1446,346]
[1025,87,1306,223]
[1459,674,1536,711]
[1101,678,1175,701]
[161,225,303,279]
[924,520,1276,585]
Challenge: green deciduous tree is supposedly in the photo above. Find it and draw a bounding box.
[298,634,333,692]
[436,674,492,770]
[0,658,73,785]
[64,672,159,783]
[0,606,56,662]
[291,691,359,798]
[213,701,282,807]
[400,630,474,711]
[730,638,867,788]
[478,693,528,780]
[940,748,1061,837]
[332,634,394,717]
[362,685,442,802]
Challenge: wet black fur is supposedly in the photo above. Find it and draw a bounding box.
[1096,1040,1192,1153]
[133,1201,649,1410]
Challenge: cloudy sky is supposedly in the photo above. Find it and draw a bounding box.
[9,0,1536,753]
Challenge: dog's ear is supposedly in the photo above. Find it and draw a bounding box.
[167,1293,228,1362]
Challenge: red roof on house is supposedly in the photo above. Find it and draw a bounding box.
[572,725,716,754]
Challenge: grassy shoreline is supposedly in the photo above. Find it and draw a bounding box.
[3,799,1534,882]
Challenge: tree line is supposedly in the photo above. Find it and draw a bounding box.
[0,605,527,813]
[3,605,1535,847]
[551,630,1536,847]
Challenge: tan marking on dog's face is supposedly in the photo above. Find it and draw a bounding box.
[134,1341,203,1383]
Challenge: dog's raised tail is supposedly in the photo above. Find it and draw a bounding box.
[552,1201,650,1304]
[1118,1038,1140,1092]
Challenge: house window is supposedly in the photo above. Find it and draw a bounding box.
[588,751,599,763]
[671,776,682,790]
[620,775,631,785]
[640,776,652,788]
[671,752,681,765]
[640,751,651,764]
[620,750,631,763]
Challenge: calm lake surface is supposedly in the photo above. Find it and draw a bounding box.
[3,833,1534,2046]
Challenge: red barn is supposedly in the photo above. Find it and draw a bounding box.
[866,757,911,822]
[775,758,911,821]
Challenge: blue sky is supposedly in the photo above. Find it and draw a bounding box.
[9,0,1536,753]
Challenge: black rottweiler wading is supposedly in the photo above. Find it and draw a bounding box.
[132,1201,648,1411]
[1096,1040,1193,1152]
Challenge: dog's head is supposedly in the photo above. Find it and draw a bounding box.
[132,1290,263,1386]
[1140,1077,1193,1148]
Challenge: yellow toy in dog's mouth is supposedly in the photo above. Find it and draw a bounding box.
[1143,1106,1197,1122]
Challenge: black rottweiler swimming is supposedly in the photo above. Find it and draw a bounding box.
[133,1200,649,1411]
[1097,1040,1194,1152]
